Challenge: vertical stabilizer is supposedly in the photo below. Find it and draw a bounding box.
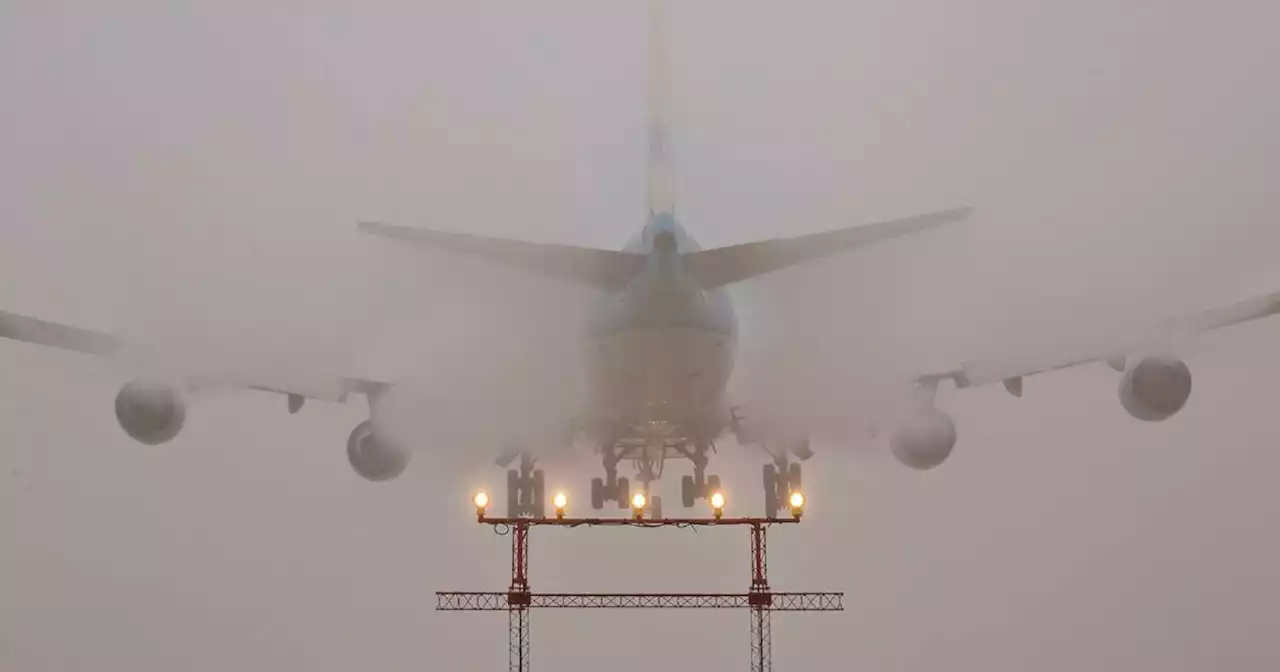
[647,0,677,217]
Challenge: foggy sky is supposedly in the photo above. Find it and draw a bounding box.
[4,1,1280,670]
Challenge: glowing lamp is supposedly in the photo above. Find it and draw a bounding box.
[788,491,805,519]
[552,492,568,519]
[631,492,647,519]
[709,491,725,519]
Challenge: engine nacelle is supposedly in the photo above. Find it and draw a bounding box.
[1118,356,1192,422]
[114,379,187,445]
[347,420,410,482]
[889,408,957,471]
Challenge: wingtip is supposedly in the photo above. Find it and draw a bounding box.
[357,221,403,240]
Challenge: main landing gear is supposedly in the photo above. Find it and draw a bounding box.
[499,435,806,519]
[506,453,545,519]
[589,443,632,511]
[731,407,809,518]
[762,444,805,519]
[679,442,721,509]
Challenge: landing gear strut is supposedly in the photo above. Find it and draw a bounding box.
[590,443,631,511]
[506,453,545,519]
[680,442,721,509]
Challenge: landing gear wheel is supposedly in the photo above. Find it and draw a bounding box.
[531,469,546,519]
[706,474,722,497]
[681,475,696,508]
[787,463,802,493]
[591,477,605,510]
[616,477,631,509]
[504,454,545,518]
[763,464,779,518]
[649,495,664,519]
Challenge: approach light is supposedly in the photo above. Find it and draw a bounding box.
[473,491,490,519]
[631,492,647,519]
[552,491,568,519]
[789,491,805,519]
[709,491,726,519]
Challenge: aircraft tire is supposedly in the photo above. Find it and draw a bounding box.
[507,469,520,518]
[763,464,779,518]
[591,478,605,510]
[532,470,546,518]
[616,477,630,509]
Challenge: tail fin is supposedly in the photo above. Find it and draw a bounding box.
[647,0,677,217]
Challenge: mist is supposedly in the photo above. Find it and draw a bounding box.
[5,1,1280,671]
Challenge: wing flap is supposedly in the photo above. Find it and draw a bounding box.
[683,206,973,289]
[358,221,646,292]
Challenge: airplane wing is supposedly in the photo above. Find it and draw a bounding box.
[683,206,973,289]
[0,309,388,410]
[358,221,646,292]
[916,289,1280,396]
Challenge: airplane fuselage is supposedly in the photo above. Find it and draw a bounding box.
[581,212,736,447]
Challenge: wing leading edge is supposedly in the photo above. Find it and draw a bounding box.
[0,309,387,408]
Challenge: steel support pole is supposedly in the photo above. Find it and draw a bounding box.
[750,606,772,672]
[508,522,531,672]
[748,522,772,671]
[508,606,529,672]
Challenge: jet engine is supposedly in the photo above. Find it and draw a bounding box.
[346,419,410,482]
[889,408,957,470]
[114,379,187,445]
[1118,356,1192,422]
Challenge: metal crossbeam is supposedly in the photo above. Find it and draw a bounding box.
[437,592,844,611]
[477,516,801,527]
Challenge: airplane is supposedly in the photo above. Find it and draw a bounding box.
[4,1,1280,518]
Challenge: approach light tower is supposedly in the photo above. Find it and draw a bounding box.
[439,487,843,671]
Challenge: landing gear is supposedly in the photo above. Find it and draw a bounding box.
[506,453,545,519]
[679,442,720,508]
[762,454,802,519]
[681,474,721,508]
[647,494,664,519]
[590,474,631,510]
[589,443,631,510]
